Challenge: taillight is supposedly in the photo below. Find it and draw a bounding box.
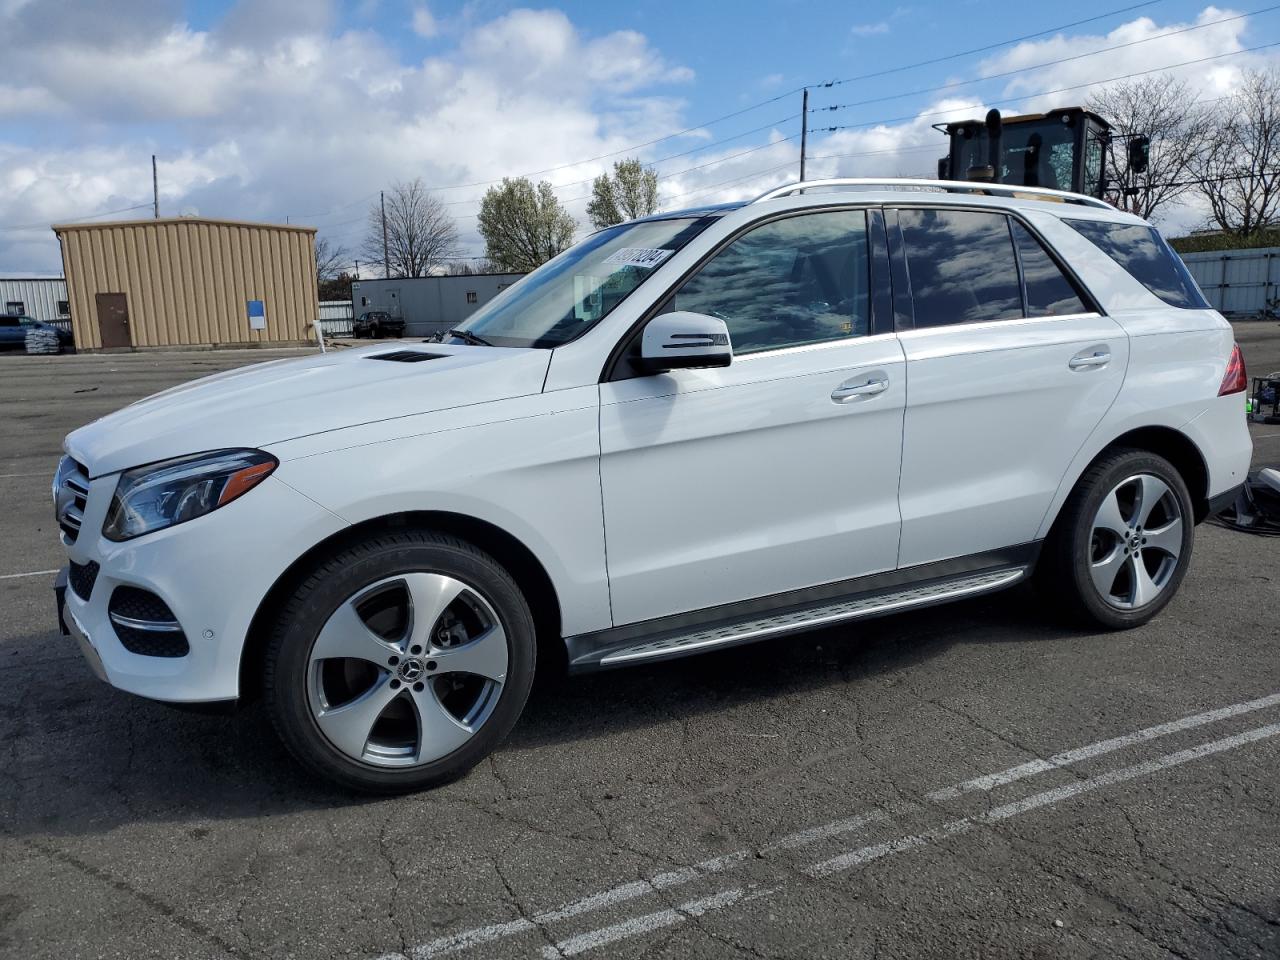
[1219,342,1247,395]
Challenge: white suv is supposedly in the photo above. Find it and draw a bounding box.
[53,179,1252,792]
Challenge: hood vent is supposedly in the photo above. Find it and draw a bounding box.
[367,350,443,363]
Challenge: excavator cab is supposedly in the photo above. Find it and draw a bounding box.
[936,107,1144,200]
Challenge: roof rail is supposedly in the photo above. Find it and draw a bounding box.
[753,178,1113,210]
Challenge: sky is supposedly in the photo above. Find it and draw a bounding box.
[2,0,1278,274]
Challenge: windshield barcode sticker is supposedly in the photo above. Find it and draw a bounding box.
[603,247,674,270]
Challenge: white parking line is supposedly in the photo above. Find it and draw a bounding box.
[548,721,1280,956]
[0,569,59,580]
[541,887,751,959]
[381,693,1280,960]
[925,691,1280,801]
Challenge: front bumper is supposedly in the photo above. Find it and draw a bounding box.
[55,472,346,703]
[55,570,110,684]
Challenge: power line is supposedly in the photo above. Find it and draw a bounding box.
[0,201,153,233]
[812,0,1165,89]
[816,41,1280,135]
[819,6,1278,114]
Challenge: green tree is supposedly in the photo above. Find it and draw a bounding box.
[478,178,576,272]
[586,158,659,229]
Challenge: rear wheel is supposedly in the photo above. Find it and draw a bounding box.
[264,530,535,793]
[1041,448,1194,629]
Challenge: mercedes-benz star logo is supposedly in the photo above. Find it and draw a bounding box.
[398,658,424,682]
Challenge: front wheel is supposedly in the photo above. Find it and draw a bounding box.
[1041,448,1194,629]
[264,530,536,793]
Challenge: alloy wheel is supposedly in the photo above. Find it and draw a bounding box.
[306,573,508,767]
[1088,473,1184,610]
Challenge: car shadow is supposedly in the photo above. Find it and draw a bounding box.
[0,583,1082,838]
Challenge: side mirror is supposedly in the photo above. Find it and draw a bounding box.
[637,311,732,374]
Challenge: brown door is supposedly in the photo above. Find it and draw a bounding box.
[94,293,131,348]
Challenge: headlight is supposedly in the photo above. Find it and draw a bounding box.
[103,449,278,542]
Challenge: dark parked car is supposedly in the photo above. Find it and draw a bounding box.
[351,310,404,338]
[0,314,73,351]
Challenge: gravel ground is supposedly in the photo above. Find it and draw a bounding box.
[1,327,1277,960]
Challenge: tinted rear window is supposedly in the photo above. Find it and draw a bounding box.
[1064,219,1208,310]
[1011,221,1088,317]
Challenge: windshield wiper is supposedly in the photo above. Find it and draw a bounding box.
[446,329,493,347]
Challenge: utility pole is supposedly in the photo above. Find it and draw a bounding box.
[152,155,159,218]
[354,259,360,280]
[799,88,808,182]
[380,190,390,279]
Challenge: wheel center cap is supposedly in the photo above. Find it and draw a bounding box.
[398,658,425,682]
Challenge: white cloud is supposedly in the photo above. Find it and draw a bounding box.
[851,22,889,37]
[0,5,696,270]
[411,5,438,38]
[4,3,1279,272]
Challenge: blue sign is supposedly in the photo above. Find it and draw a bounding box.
[247,299,266,330]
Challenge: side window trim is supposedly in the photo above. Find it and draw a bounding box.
[1008,214,1031,318]
[867,207,896,337]
[603,204,882,382]
[884,207,915,332]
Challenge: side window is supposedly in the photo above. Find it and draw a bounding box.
[1012,221,1088,317]
[669,210,870,354]
[1063,219,1208,309]
[898,209,1022,327]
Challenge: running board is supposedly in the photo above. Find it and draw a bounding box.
[570,567,1028,671]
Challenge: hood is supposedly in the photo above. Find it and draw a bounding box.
[67,344,552,478]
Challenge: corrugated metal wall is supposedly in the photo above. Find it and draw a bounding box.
[55,218,318,349]
[0,278,68,323]
[1180,247,1280,316]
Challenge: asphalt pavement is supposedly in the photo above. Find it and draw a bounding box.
[1,330,1278,960]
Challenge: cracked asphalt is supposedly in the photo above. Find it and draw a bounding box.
[2,326,1279,960]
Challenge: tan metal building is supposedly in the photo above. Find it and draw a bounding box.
[53,217,318,350]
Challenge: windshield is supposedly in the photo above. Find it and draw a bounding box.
[450,216,717,348]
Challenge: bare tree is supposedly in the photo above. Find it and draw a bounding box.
[444,259,498,275]
[362,179,461,277]
[587,158,659,229]
[315,236,348,282]
[1193,68,1280,236]
[1087,75,1212,221]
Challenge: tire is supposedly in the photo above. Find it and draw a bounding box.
[1040,448,1195,629]
[371,324,381,339]
[264,530,536,793]
[393,329,403,339]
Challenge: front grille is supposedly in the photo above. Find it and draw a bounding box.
[108,586,189,658]
[68,560,100,601]
[56,459,90,544]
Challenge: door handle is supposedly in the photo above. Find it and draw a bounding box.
[831,376,889,403]
[1068,347,1111,370]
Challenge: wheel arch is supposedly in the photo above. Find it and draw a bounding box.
[1046,425,1212,543]
[238,510,564,701]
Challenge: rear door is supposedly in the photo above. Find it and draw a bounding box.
[889,206,1129,567]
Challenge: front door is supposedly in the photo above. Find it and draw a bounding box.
[95,293,131,348]
[889,206,1129,567]
[599,208,906,626]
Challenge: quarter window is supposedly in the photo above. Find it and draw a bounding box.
[1012,221,1088,317]
[669,210,871,354]
[1064,219,1208,310]
[898,209,1022,327]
